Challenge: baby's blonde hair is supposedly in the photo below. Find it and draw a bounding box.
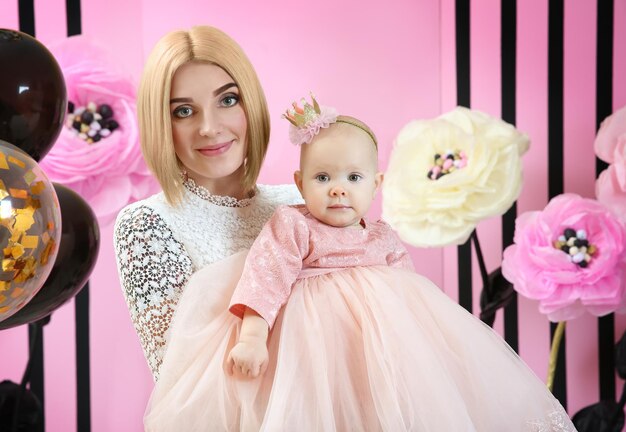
[299,115,379,170]
[335,115,378,150]
[138,26,270,205]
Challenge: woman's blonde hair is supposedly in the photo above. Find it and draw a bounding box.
[138,26,270,204]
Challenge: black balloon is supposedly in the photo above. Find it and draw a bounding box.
[0,184,100,330]
[572,400,625,432]
[0,29,67,161]
[0,380,43,431]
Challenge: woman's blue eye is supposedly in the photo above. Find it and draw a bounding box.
[173,106,193,118]
[348,174,362,182]
[222,94,239,107]
[316,174,329,182]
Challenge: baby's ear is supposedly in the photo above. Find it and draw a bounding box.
[374,172,384,189]
[294,170,304,194]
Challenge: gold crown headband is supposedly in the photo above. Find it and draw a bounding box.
[283,93,376,147]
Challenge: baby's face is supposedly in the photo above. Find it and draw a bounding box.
[294,123,382,228]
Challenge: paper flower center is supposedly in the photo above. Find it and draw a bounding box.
[65,101,119,144]
[427,150,468,180]
[553,228,596,268]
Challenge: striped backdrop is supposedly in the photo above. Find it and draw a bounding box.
[0,0,625,430]
[440,0,626,415]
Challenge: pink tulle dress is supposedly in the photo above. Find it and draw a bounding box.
[144,205,575,432]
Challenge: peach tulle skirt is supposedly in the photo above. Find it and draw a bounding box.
[144,251,575,432]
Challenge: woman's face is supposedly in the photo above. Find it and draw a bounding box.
[169,62,248,190]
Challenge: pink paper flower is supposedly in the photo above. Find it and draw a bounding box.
[594,105,626,164]
[596,140,626,220]
[594,106,626,222]
[39,36,158,225]
[502,194,626,322]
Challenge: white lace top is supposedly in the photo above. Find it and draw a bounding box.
[113,181,302,381]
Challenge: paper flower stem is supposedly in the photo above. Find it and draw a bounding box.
[546,321,566,392]
[471,230,491,298]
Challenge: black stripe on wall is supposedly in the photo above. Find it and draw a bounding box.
[548,0,564,201]
[548,0,567,409]
[66,0,81,36]
[65,1,91,428]
[455,0,472,313]
[455,0,470,108]
[27,322,45,432]
[595,0,615,402]
[500,0,519,353]
[19,1,44,426]
[75,284,91,432]
[18,0,35,36]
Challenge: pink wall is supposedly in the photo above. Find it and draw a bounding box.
[1,1,625,430]
[515,0,553,391]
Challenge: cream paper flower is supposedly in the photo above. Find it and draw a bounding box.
[383,107,530,247]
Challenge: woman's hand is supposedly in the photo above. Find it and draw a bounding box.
[226,307,269,379]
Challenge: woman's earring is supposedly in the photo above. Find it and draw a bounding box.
[180,168,188,182]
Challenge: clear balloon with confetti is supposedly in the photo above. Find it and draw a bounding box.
[0,139,61,322]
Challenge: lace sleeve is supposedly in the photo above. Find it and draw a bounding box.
[114,205,193,381]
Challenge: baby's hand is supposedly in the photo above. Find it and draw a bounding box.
[226,338,269,379]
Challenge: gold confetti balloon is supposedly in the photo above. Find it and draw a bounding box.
[0,140,61,322]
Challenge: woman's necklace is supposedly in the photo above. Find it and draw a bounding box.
[183,177,255,208]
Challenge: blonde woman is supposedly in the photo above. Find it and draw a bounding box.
[113,26,300,430]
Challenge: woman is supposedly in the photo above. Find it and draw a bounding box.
[113,26,301,430]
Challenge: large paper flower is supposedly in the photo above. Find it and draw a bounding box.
[382,107,529,247]
[596,140,626,220]
[595,105,626,222]
[502,194,626,322]
[594,105,626,164]
[39,36,157,225]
